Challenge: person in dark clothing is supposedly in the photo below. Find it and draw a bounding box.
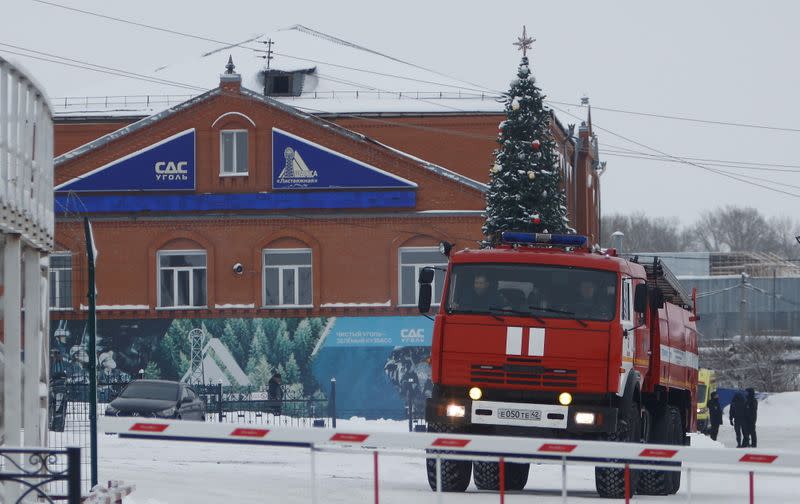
[455,273,509,312]
[744,388,758,448]
[729,392,748,447]
[708,391,723,441]
[267,372,283,415]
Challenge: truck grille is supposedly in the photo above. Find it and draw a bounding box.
[470,359,578,388]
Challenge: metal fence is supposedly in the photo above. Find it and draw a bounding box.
[0,447,81,504]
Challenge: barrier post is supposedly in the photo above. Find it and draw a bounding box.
[749,471,754,504]
[624,464,630,504]
[373,451,379,504]
[499,457,505,504]
[407,382,413,433]
[561,456,567,503]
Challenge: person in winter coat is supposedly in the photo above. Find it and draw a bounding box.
[708,391,723,441]
[267,372,283,415]
[729,392,747,447]
[743,388,758,448]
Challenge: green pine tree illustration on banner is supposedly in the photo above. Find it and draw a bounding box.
[483,27,570,244]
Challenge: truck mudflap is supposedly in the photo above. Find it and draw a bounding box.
[426,398,618,434]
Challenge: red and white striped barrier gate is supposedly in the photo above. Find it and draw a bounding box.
[101,417,800,504]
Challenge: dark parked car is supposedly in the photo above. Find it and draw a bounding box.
[105,380,205,421]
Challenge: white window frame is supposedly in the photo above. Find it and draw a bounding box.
[398,247,447,307]
[621,277,632,323]
[219,129,249,176]
[157,250,208,309]
[49,252,72,311]
[262,248,313,309]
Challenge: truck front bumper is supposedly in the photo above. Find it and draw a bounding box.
[426,397,618,434]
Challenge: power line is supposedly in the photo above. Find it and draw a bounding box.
[550,104,800,199]
[0,44,206,92]
[32,0,800,139]
[548,99,800,134]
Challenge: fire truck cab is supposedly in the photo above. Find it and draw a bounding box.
[418,232,699,498]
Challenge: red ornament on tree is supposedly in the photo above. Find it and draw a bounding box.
[531,139,541,151]
[531,213,541,225]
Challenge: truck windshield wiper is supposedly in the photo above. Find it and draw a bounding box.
[449,307,505,322]
[529,305,588,327]
[489,307,546,325]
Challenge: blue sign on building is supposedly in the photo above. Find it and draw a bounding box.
[272,128,417,190]
[312,316,434,419]
[55,129,196,192]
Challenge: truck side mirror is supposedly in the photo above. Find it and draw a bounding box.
[634,283,648,313]
[418,267,434,314]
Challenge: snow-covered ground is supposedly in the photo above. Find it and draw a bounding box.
[102,398,800,504]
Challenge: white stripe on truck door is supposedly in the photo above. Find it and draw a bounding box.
[506,326,522,355]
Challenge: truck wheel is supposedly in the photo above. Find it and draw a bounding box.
[595,403,641,499]
[473,461,530,491]
[425,422,471,492]
[637,406,682,495]
[668,407,684,494]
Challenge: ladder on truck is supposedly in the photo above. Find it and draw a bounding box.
[629,256,694,312]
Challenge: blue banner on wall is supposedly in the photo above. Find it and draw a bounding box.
[272,128,417,190]
[56,129,196,192]
[312,316,433,419]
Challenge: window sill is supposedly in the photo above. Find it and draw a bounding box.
[156,306,209,310]
[262,305,314,310]
[50,307,74,311]
[219,172,249,178]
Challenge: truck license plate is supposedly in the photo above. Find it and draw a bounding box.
[497,408,541,421]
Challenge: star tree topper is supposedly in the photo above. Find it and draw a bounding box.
[513,26,535,57]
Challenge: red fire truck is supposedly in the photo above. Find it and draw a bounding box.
[418,232,699,498]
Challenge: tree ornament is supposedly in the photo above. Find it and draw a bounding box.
[527,170,536,180]
[511,97,520,111]
[491,163,502,174]
[531,139,541,151]
[531,213,541,225]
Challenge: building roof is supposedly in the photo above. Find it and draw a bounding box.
[53,26,505,118]
[54,80,488,194]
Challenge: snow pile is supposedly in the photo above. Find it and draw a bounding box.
[754,391,800,427]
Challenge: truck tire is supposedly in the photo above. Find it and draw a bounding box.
[637,406,682,495]
[595,403,641,499]
[473,461,530,491]
[425,422,471,492]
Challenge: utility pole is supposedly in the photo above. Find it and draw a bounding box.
[83,217,99,488]
[739,272,748,340]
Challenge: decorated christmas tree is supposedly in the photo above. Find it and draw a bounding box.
[483,27,570,244]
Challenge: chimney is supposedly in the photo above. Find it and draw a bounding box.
[220,55,241,93]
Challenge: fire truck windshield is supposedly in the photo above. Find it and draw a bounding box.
[446,264,617,322]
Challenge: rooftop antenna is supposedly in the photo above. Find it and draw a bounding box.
[259,38,275,70]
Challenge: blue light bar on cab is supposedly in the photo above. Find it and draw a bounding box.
[501,232,588,247]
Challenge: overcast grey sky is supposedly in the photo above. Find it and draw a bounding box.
[4,0,800,224]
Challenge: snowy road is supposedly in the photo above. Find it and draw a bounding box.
[102,398,800,504]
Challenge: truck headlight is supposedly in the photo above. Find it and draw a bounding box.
[446,404,466,418]
[697,407,708,415]
[558,392,573,406]
[575,412,595,425]
[468,387,483,400]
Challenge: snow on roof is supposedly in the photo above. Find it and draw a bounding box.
[51,27,504,117]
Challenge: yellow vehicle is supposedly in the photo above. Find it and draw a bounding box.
[696,368,717,433]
